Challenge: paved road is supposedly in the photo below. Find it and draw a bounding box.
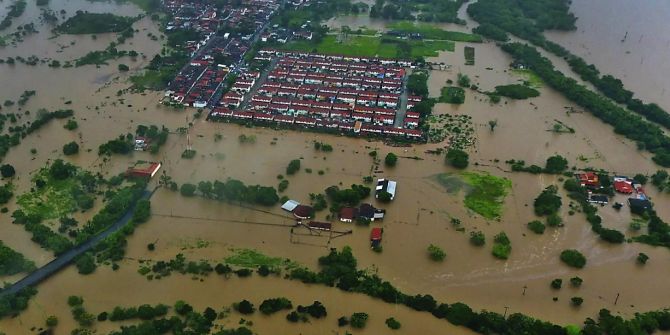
[394,74,410,127]
[0,188,157,297]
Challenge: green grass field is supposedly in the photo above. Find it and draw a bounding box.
[225,248,299,271]
[386,21,483,43]
[280,35,454,58]
[17,169,79,220]
[436,172,511,220]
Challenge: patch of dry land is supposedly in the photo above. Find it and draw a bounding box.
[2,1,670,335]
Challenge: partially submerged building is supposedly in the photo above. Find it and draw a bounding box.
[126,162,161,179]
[375,178,397,200]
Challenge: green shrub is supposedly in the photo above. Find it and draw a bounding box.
[385,153,398,167]
[527,220,546,234]
[469,231,485,246]
[637,253,649,264]
[427,244,446,261]
[550,278,562,289]
[571,297,583,306]
[385,317,401,330]
[63,141,79,155]
[350,312,369,328]
[570,276,583,287]
[286,159,301,175]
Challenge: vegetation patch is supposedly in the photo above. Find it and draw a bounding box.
[560,249,586,268]
[464,46,475,65]
[425,114,474,148]
[436,172,511,219]
[386,21,482,42]
[439,86,465,104]
[279,35,454,59]
[56,12,136,34]
[224,248,298,271]
[494,84,540,99]
[0,240,35,275]
[17,161,95,220]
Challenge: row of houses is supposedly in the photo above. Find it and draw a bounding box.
[258,49,413,67]
[208,108,423,139]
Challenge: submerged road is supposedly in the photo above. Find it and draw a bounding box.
[0,188,157,297]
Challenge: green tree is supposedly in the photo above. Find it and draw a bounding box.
[286,159,301,175]
[544,155,568,173]
[457,73,471,87]
[550,278,562,289]
[385,153,398,167]
[235,300,255,314]
[571,297,583,306]
[75,252,96,274]
[180,183,196,197]
[0,164,15,178]
[570,276,583,287]
[534,185,562,216]
[527,220,546,234]
[445,149,469,169]
[118,64,129,72]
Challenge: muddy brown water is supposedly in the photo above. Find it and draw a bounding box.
[2,1,670,334]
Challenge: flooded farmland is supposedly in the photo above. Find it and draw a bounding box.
[1,0,670,334]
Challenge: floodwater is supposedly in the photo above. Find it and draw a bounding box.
[545,0,670,112]
[2,1,670,334]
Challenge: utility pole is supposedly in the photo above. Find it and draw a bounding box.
[614,293,620,305]
[503,306,509,318]
[522,285,527,296]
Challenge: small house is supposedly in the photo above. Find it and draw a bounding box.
[339,207,358,223]
[628,198,652,215]
[375,179,397,200]
[126,162,161,179]
[293,205,313,220]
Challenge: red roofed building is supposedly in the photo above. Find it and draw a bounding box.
[577,172,599,187]
[126,162,161,179]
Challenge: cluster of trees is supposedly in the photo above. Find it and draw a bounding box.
[324,184,370,212]
[136,125,169,153]
[99,134,134,155]
[0,240,35,275]
[567,57,670,131]
[494,84,540,99]
[467,0,576,43]
[407,71,429,97]
[56,12,136,34]
[500,43,670,167]
[507,155,568,174]
[68,296,95,327]
[560,249,586,268]
[491,232,511,259]
[259,297,292,315]
[77,181,146,243]
[0,0,26,31]
[371,0,466,24]
[139,253,213,278]
[108,304,169,321]
[439,86,465,104]
[24,109,74,136]
[179,179,280,206]
[313,141,333,152]
[563,179,626,244]
[12,209,73,255]
[288,246,574,334]
[102,301,251,335]
[286,159,301,175]
[634,211,670,250]
[0,286,37,319]
[533,185,562,227]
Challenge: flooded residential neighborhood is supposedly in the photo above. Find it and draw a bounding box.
[1,0,670,334]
